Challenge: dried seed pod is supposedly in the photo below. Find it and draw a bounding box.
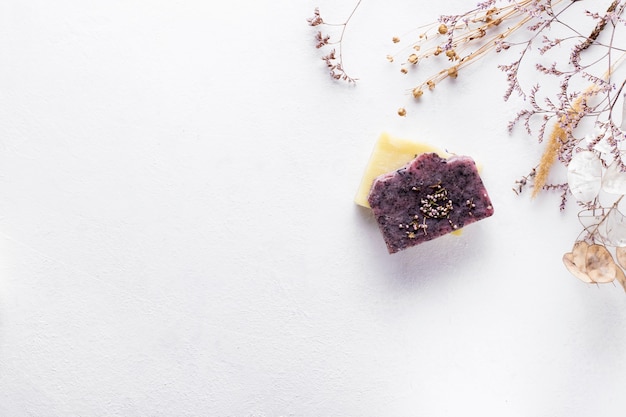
[563,253,591,283]
[567,151,602,203]
[445,49,457,60]
[601,160,626,195]
[620,92,626,131]
[604,209,626,247]
[563,241,592,283]
[585,244,616,283]
[614,263,626,292]
[573,241,589,265]
[578,209,609,243]
[616,246,626,270]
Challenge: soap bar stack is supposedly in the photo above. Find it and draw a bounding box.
[367,152,494,254]
[354,132,446,208]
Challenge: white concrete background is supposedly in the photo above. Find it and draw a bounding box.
[1,1,625,416]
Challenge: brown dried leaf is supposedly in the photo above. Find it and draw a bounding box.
[586,244,616,283]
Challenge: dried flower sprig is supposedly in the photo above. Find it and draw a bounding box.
[307,2,362,83]
[389,0,548,100]
[308,0,626,290]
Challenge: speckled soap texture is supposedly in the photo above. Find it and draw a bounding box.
[368,153,494,253]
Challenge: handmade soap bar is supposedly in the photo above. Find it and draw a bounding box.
[368,153,494,253]
[354,133,447,208]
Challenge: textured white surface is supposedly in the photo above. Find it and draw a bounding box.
[1,1,626,416]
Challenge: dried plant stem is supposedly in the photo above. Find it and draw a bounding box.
[417,16,533,92]
[579,0,620,51]
[584,195,625,239]
[337,0,362,69]
[409,9,535,93]
[532,3,626,198]
[399,0,578,98]
[532,92,590,198]
[307,2,363,82]
[532,128,566,198]
[532,55,624,199]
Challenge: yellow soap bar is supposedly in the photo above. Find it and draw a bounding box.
[354,133,448,208]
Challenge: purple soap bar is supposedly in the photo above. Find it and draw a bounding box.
[367,153,494,253]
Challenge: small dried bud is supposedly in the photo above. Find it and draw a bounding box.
[434,46,443,56]
[307,8,324,26]
[392,36,400,43]
[447,66,458,78]
[445,49,457,60]
[412,88,424,98]
[398,107,407,117]
[427,80,435,90]
[400,67,408,74]
[408,54,418,64]
[438,24,448,35]
[386,54,394,63]
[413,45,421,51]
